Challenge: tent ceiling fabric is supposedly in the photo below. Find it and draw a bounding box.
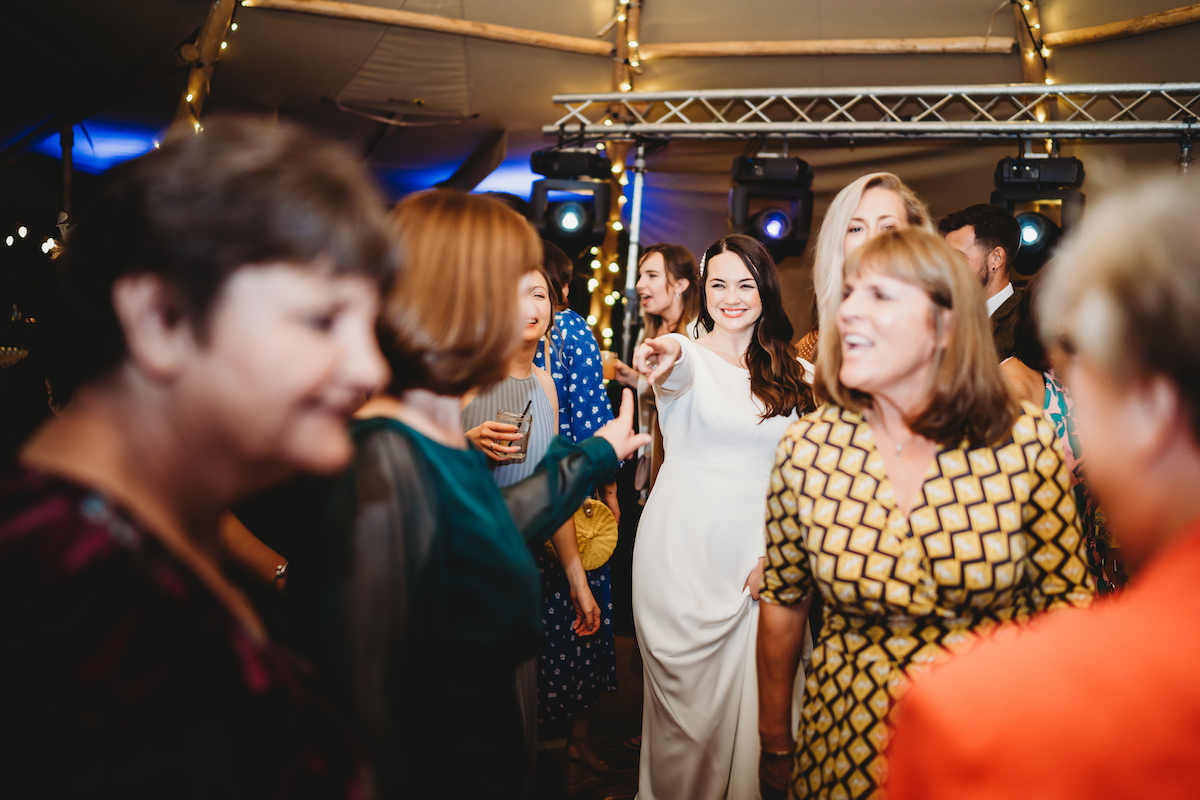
[2,0,1198,326]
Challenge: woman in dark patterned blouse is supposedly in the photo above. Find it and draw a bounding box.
[0,118,393,798]
[755,229,1094,800]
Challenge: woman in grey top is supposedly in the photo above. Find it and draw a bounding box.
[463,265,602,797]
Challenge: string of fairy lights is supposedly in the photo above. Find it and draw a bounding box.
[583,0,642,351]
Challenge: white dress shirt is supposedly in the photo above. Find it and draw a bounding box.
[987,281,1014,317]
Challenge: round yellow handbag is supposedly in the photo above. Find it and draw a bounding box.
[545,498,619,571]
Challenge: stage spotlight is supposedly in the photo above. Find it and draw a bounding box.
[752,208,792,242]
[990,154,1085,229]
[729,156,813,260]
[1014,211,1060,273]
[991,154,1081,274]
[530,147,612,257]
[552,201,589,237]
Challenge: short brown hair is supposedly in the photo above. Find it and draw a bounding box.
[816,228,1017,447]
[380,190,542,396]
[47,116,396,405]
[1038,173,1200,440]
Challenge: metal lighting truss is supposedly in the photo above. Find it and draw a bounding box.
[544,83,1200,141]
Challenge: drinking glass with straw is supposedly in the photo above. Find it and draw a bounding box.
[494,400,533,462]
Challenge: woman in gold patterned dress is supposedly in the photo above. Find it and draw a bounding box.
[755,229,1095,800]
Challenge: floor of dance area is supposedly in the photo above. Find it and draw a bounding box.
[534,635,644,799]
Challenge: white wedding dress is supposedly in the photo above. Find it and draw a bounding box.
[632,334,802,800]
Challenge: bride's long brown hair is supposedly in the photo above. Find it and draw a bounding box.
[699,235,815,421]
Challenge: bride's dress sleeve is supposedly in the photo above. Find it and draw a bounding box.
[653,333,695,401]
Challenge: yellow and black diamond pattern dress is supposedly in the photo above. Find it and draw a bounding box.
[760,403,1095,800]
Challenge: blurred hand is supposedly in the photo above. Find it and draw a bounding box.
[613,359,640,388]
[633,336,682,385]
[760,752,793,800]
[570,582,601,636]
[595,389,652,461]
[466,420,523,462]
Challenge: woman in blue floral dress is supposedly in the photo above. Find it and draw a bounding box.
[533,243,621,781]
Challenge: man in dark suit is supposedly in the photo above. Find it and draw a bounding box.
[938,204,1021,360]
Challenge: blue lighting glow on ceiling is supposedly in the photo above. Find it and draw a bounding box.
[473,158,540,199]
[375,163,459,199]
[31,121,160,173]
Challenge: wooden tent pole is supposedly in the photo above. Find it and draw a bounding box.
[241,0,614,56]
[1044,3,1200,49]
[638,36,1014,58]
[166,0,237,141]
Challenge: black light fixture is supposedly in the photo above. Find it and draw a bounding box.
[530,148,613,256]
[990,153,1084,274]
[729,155,813,260]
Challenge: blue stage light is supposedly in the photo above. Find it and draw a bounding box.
[751,207,792,243]
[552,201,589,237]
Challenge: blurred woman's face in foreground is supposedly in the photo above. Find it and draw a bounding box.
[836,269,943,401]
[178,264,386,480]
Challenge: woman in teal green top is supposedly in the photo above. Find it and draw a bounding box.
[285,191,648,800]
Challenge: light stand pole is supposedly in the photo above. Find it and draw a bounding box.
[621,141,647,363]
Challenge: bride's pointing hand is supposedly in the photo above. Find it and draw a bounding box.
[633,336,682,386]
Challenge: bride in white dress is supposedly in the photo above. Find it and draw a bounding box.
[632,235,815,800]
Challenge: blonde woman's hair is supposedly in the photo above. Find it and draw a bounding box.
[380,190,542,396]
[815,228,1017,447]
[1037,173,1200,439]
[811,173,932,367]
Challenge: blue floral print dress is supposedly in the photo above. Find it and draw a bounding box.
[533,308,619,724]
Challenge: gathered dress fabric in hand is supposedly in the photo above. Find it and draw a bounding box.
[632,333,798,800]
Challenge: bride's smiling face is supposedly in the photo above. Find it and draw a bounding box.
[704,251,762,335]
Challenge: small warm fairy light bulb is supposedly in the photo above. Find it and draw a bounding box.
[1036,107,1046,122]
[591,259,602,269]
[1026,51,1034,59]
[604,337,613,346]
[1045,77,1053,85]
[630,59,640,67]
[187,92,194,102]
[596,142,605,151]
[587,314,598,325]
[230,22,238,31]
[612,221,624,231]
[604,295,615,306]
[618,195,627,205]
[1041,46,1050,57]
[617,13,626,21]
[628,40,638,48]
[619,174,629,186]
[603,119,614,126]
[588,279,599,291]
[608,262,620,273]
[17,226,27,238]
[619,81,632,92]
[1023,3,1030,8]
[590,246,600,254]
[602,327,614,338]
[220,41,228,50]
[611,164,623,174]
[5,236,13,246]
[1033,22,1040,30]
